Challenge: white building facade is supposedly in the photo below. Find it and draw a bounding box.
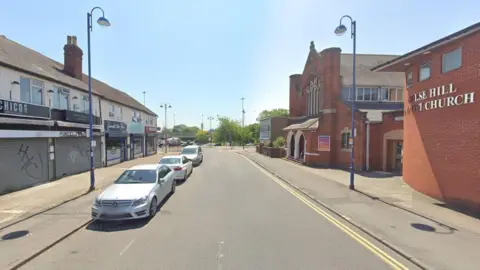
[0,35,157,195]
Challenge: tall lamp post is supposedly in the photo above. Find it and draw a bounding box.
[160,103,172,153]
[142,91,146,105]
[335,15,356,190]
[87,7,110,191]
[241,97,246,150]
[207,116,214,145]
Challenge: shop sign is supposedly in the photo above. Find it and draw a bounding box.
[65,111,89,124]
[104,120,127,131]
[128,122,145,134]
[318,135,330,151]
[145,126,157,133]
[0,99,50,119]
[406,83,475,113]
[59,131,86,137]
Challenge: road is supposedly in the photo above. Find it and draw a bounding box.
[17,148,418,270]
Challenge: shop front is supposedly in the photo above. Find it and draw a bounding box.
[104,120,128,166]
[144,126,157,156]
[128,122,145,159]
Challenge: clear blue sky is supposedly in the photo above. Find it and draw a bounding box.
[1,0,478,128]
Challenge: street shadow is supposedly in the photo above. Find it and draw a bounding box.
[410,222,454,235]
[434,202,480,220]
[86,193,173,233]
[1,230,30,241]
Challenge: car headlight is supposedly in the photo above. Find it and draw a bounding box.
[94,198,102,207]
[132,196,148,207]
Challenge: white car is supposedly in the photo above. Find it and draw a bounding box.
[91,164,175,221]
[159,155,193,181]
[180,145,203,166]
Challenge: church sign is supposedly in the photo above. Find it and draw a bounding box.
[406,83,475,113]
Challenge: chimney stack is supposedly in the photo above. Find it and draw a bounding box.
[64,35,83,80]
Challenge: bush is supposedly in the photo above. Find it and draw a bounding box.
[273,136,285,148]
[268,141,274,147]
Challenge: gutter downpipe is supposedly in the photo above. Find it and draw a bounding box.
[366,120,370,171]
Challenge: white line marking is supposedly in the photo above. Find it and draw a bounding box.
[217,240,225,270]
[0,210,25,214]
[119,239,135,256]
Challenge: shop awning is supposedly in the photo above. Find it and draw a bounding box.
[283,118,319,131]
[359,109,401,123]
[0,117,55,126]
[56,120,104,131]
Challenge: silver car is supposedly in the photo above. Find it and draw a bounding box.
[180,145,203,166]
[159,155,193,181]
[91,164,175,221]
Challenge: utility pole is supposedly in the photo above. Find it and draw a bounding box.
[207,116,214,146]
[160,103,172,153]
[241,97,245,150]
[173,112,176,129]
[201,114,204,131]
[142,91,146,105]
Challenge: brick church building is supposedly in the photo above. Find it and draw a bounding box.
[284,42,405,172]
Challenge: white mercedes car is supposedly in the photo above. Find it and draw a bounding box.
[159,155,193,181]
[92,164,175,221]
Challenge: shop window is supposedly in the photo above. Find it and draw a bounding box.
[406,72,413,88]
[442,47,462,73]
[419,63,431,81]
[341,132,352,149]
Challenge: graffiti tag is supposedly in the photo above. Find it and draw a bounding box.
[18,144,44,180]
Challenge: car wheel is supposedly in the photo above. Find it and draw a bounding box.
[171,180,176,194]
[149,197,157,218]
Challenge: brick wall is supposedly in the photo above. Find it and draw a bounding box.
[403,32,480,212]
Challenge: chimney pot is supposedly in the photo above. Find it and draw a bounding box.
[72,36,77,46]
[67,35,72,45]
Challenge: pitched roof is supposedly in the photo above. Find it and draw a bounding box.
[339,54,404,87]
[0,35,156,116]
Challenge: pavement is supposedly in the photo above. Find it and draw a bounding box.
[240,151,480,270]
[0,151,178,228]
[0,148,420,270]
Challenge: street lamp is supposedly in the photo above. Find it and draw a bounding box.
[335,15,356,190]
[241,98,246,149]
[207,116,214,145]
[87,6,110,191]
[160,103,172,153]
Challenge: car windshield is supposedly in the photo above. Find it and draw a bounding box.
[114,170,157,184]
[160,158,181,164]
[181,148,197,155]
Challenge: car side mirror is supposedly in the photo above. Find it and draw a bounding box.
[158,178,165,184]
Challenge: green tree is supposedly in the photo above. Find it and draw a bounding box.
[213,116,242,143]
[257,108,289,120]
[195,130,210,144]
[246,123,259,143]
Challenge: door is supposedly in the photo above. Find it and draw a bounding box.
[157,166,172,200]
[0,138,49,194]
[387,140,403,172]
[55,137,91,177]
[182,156,190,175]
[394,141,403,171]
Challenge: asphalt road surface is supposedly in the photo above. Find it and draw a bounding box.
[20,148,419,270]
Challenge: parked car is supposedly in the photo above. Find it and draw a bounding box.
[180,145,203,166]
[91,164,175,221]
[214,143,221,146]
[159,155,193,181]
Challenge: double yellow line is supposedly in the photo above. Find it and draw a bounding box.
[243,157,410,270]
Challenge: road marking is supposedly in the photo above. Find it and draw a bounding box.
[119,239,135,256]
[0,210,25,214]
[243,157,409,270]
[217,240,224,270]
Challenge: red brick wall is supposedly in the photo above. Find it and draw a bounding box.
[289,75,302,117]
[403,32,480,212]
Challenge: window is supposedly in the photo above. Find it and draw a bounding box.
[419,63,431,81]
[356,88,364,101]
[363,88,372,101]
[79,96,89,113]
[371,88,379,101]
[52,87,70,109]
[442,47,462,73]
[20,77,44,105]
[341,132,352,149]
[406,72,413,88]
